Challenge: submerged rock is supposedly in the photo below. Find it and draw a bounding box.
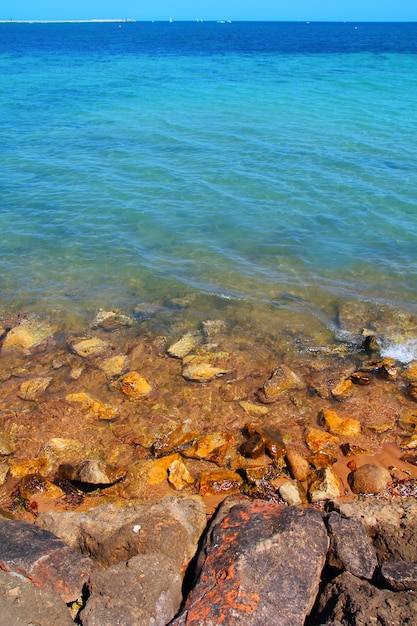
[182,361,229,382]
[19,474,66,503]
[17,376,53,401]
[119,371,153,399]
[321,408,361,437]
[2,317,54,351]
[167,332,201,359]
[182,432,235,464]
[305,427,339,453]
[58,460,126,485]
[198,469,243,496]
[65,392,118,421]
[257,364,303,403]
[69,337,108,358]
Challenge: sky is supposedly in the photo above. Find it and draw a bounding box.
[1,0,416,23]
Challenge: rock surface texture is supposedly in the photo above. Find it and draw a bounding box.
[1,496,417,625]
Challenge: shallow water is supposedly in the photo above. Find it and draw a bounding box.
[1,22,417,355]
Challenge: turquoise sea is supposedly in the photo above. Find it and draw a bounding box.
[1,21,417,353]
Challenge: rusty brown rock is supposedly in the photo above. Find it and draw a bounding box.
[120,371,153,399]
[245,423,285,459]
[172,498,328,626]
[285,449,311,482]
[152,422,200,457]
[239,433,265,459]
[321,408,361,437]
[198,469,243,496]
[19,474,66,503]
[350,371,373,385]
[330,378,353,399]
[58,460,126,485]
[18,376,53,400]
[305,427,339,454]
[348,463,392,495]
[0,519,97,603]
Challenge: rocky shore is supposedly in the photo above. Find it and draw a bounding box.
[1,298,417,623]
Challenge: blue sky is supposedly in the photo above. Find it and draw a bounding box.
[1,0,416,22]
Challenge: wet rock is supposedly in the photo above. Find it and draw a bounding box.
[315,571,417,626]
[0,568,74,626]
[134,302,163,320]
[403,360,417,383]
[65,392,118,420]
[36,496,206,571]
[42,437,85,469]
[9,456,49,478]
[0,432,14,456]
[98,354,130,378]
[398,407,417,431]
[239,433,265,458]
[321,408,361,437]
[348,463,392,495]
[17,376,53,400]
[239,400,269,416]
[182,361,229,382]
[69,336,108,358]
[0,461,9,485]
[167,458,195,490]
[0,519,97,603]
[2,317,54,351]
[327,511,378,580]
[119,370,153,398]
[246,422,285,459]
[58,460,126,485]
[198,468,243,496]
[172,498,328,626]
[257,364,304,403]
[340,442,371,457]
[285,448,311,482]
[167,332,201,358]
[308,451,337,469]
[401,432,417,449]
[350,371,373,385]
[279,480,307,505]
[152,421,200,457]
[379,362,398,380]
[330,377,353,399]
[200,319,227,337]
[308,467,341,503]
[81,552,182,626]
[91,308,134,331]
[182,432,235,464]
[19,473,66,502]
[305,426,339,453]
[380,561,417,591]
[408,381,417,401]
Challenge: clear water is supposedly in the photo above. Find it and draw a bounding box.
[1,22,417,343]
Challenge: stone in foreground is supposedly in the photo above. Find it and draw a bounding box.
[0,519,97,603]
[172,497,328,626]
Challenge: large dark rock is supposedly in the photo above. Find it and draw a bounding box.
[380,561,417,591]
[315,571,417,625]
[81,553,183,626]
[326,511,378,580]
[172,497,328,626]
[0,568,74,626]
[0,519,97,603]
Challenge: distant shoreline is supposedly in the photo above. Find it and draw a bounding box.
[0,19,136,24]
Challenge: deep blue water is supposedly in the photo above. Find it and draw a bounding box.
[1,21,417,342]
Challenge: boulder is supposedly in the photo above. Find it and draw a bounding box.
[380,561,417,591]
[327,511,378,580]
[172,498,328,626]
[348,463,392,495]
[0,519,97,603]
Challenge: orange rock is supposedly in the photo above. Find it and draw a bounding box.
[198,469,243,496]
[321,408,361,437]
[65,392,118,420]
[120,371,152,399]
[305,427,339,453]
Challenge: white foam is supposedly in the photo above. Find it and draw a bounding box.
[380,338,417,364]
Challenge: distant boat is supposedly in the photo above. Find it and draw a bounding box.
[169,16,173,23]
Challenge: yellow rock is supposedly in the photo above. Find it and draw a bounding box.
[182,362,228,382]
[70,337,108,358]
[19,473,66,502]
[198,468,243,496]
[66,392,118,420]
[239,401,269,416]
[99,355,130,378]
[10,457,49,478]
[120,371,152,399]
[148,453,182,484]
[321,408,361,437]
[167,458,194,490]
[403,361,417,383]
[305,427,339,453]
[18,377,53,401]
[182,432,233,461]
[331,378,353,399]
[401,433,417,449]
[167,333,200,359]
[2,319,53,351]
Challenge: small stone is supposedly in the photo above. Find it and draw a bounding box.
[350,371,373,385]
[0,433,14,456]
[305,427,339,453]
[168,459,194,490]
[403,361,417,383]
[239,401,269,416]
[246,423,285,459]
[398,408,417,431]
[380,561,417,591]
[65,392,118,420]
[2,318,53,351]
[167,333,201,359]
[152,422,200,457]
[200,319,227,337]
[91,309,133,331]
[408,382,417,402]
[98,355,130,378]
[239,434,265,459]
[308,452,337,469]
[279,480,307,506]
[182,432,235,464]
[182,362,229,382]
[380,363,398,380]
[331,378,353,399]
[257,365,303,403]
[19,473,66,502]
[69,337,108,358]
[285,449,311,482]
[340,442,371,457]
[58,460,126,485]
[308,467,341,502]
[401,433,417,449]
[17,376,53,401]
[321,408,361,437]
[198,469,243,496]
[348,463,392,494]
[120,371,152,398]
